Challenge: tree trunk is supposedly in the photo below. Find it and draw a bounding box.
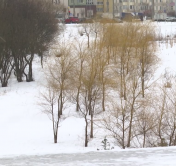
[60,90,63,115]
[40,53,43,68]
[169,124,175,146]
[76,60,84,112]
[120,63,123,98]
[58,98,61,118]
[0,56,14,87]
[54,134,57,143]
[76,87,80,112]
[27,60,33,82]
[174,135,176,146]
[85,120,88,147]
[102,80,105,112]
[127,106,134,147]
[90,113,93,138]
[13,54,24,82]
[87,35,89,48]
[26,53,34,82]
[123,65,127,100]
[1,81,8,87]
[143,130,146,148]
[141,53,145,98]
[52,103,58,144]
[122,114,125,149]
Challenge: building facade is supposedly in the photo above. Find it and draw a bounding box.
[66,0,176,19]
[114,0,175,17]
[96,0,114,17]
[68,0,97,18]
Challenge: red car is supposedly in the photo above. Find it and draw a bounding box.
[65,17,79,24]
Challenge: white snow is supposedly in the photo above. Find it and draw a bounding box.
[1,22,176,165]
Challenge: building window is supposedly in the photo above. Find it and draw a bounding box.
[130,5,133,9]
[97,8,103,12]
[86,0,94,4]
[97,2,103,5]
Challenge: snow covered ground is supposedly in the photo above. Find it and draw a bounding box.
[1,147,176,166]
[1,22,176,165]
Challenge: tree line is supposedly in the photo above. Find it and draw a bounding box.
[39,21,176,149]
[0,0,62,87]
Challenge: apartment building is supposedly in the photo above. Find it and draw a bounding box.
[66,0,176,19]
[53,0,69,18]
[96,0,114,16]
[52,0,68,5]
[114,0,175,17]
[67,0,114,18]
[68,0,97,18]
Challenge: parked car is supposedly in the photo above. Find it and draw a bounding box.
[65,17,79,24]
[165,17,176,22]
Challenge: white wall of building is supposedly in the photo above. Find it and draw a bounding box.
[68,8,86,18]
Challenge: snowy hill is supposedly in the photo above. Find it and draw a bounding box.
[1,23,176,165]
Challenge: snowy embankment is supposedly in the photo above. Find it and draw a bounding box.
[1,147,176,166]
[1,23,176,164]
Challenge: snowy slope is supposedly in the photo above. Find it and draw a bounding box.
[1,22,176,164]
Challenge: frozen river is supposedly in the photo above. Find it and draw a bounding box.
[0,147,176,166]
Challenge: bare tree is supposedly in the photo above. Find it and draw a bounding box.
[39,42,74,143]
[71,43,103,145]
[39,86,59,143]
[0,54,14,87]
[46,42,75,116]
[82,47,102,139]
[100,22,158,148]
[101,98,129,149]
[135,23,158,97]
[0,0,61,86]
[135,96,157,148]
[79,24,92,48]
[152,76,169,147]
[76,90,91,147]
[73,40,88,112]
[155,73,176,146]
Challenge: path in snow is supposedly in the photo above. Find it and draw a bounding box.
[0,148,176,166]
